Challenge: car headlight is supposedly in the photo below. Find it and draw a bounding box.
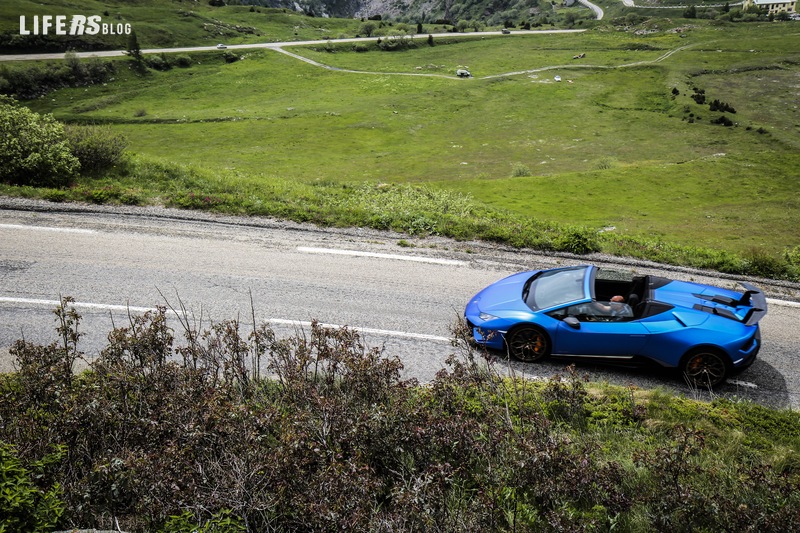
[479,312,498,322]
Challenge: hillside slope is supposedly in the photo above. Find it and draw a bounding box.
[0,0,574,54]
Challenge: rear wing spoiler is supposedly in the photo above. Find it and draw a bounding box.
[692,282,767,326]
[739,282,768,326]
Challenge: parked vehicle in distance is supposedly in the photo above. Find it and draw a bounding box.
[502,28,511,34]
[456,68,472,78]
[464,265,767,388]
[216,43,227,49]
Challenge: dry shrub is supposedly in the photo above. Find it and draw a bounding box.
[0,298,796,531]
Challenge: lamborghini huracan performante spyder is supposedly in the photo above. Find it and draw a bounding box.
[464,265,767,387]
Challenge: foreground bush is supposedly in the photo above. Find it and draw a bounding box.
[0,97,79,188]
[0,298,798,531]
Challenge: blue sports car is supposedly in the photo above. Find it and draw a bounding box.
[464,265,767,387]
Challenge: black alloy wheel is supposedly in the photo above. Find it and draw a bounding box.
[682,349,728,388]
[507,325,551,363]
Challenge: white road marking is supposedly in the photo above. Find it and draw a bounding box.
[0,297,160,314]
[767,298,800,308]
[728,379,758,389]
[0,223,97,234]
[0,297,451,342]
[266,318,451,342]
[297,246,467,266]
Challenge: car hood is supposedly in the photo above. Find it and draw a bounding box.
[468,271,537,315]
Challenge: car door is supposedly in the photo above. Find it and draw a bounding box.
[550,303,648,356]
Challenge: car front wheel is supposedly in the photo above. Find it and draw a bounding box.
[507,325,551,363]
[681,349,728,388]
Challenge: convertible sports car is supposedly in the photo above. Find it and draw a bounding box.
[464,265,767,387]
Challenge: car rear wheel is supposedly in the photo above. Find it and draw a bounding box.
[681,349,728,388]
[507,325,551,363]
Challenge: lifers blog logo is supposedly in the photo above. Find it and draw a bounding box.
[19,15,131,36]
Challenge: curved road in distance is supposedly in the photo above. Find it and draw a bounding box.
[1,199,799,409]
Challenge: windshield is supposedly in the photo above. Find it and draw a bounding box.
[524,266,589,310]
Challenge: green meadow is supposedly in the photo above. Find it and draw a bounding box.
[6,18,800,275]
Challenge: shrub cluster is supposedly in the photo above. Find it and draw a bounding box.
[0,53,115,99]
[1,299,799,532]
[64,124,128,175]
[711,115,735,126]
[0,98,79,188]
[222,51,242,64]
[0,98,127,187]
[709,99,736,113]
[127,51,195,72]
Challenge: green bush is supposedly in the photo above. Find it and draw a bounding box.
[0,98,79,188]
[222,51,241,63]
[0,443,65,533]
[557,226,601,254]
[510,162,532,177]
[744,248,789,279]
[0,57,115,99]
[175,55,193,68]
[64,124,128,176]
[145,54,172,71]
[784,245,800,266]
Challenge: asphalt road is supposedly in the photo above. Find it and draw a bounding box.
[2,198,799,409]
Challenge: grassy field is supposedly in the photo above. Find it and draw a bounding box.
[3,17,800,275]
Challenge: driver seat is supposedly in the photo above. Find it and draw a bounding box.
[627,294,642,317]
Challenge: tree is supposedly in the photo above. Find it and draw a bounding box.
[125,30,142,60]
[0,98,80,187]
[684,5,697,18]
[359,21,377,37]
[125,29,145,72]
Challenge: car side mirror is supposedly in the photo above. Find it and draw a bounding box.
[564,316,581,330]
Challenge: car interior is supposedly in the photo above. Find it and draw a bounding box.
[593,270,673,320]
